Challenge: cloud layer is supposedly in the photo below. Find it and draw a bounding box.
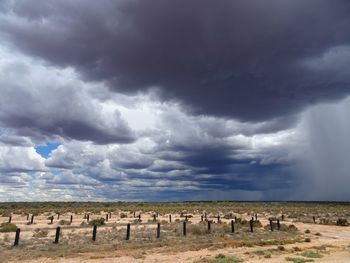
[0,1,349,201]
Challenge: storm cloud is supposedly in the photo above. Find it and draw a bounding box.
[0,1,349,201]
[1,0,350,123]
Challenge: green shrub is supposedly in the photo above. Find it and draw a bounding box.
[0,223,17,232]
[120,213,128,218]
[277,245,285,251]
[336,218,349,226]
[301,252,323,258]
[207,254,243,263]
[59,220,71,225]
[88,218,105,226]
[293,247,302,252]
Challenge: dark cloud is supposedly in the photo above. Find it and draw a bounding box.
[1,0,350,123]
[0,56,136,145]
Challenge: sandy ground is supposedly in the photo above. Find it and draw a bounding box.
[2,214,350,262]
[4,222,350,262]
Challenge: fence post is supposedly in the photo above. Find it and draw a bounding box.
[138,214,141,221]
[126,223,130,240]
[157,223,160,238]
[106,214,108,222]
[183,221,187,236]
[185,215,188,222]
[8,216,12,223]
[54,227,60,244]
[153,214,156,221]
[87,214,90,222]
[201,215,203,222]
[281,214,285,221]
[92,225,97,241]
[234,216,237,223]
[250,220,253,232]
[109,212,112,219]
[208,221,211,233]
[14,228,20,246]
[30,215,34,224]
[231,220,234,233]
[277,219,280,230]
[70,215,73,223]
[169,214,171,223]
[270,219,273,231]
[313,216,316,224]
[217,215,220,223]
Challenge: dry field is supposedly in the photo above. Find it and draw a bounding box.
[0,202,349,263]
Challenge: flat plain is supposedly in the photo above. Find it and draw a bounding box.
[0,202,349,263]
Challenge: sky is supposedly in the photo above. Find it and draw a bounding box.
[0,0,350,201]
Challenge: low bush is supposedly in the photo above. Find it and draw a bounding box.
[120,213,128,218]
[88,218,105,226]
[285,257,314,263]
[59,220,71,225]
[0,223,17,232]
[336,218,349,226]
[301,251,323,258]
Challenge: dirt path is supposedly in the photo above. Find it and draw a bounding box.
[10,221,350,263]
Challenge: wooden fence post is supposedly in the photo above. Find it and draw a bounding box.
[313,216,316,224]
[54,227,60,244]
[87,214,90,222]
[153,214,156,221]
[92,225,97,241]
[30,215,34,224]
[157,223,160,238]
[250,220,253,232]
[50,216,54,224]
[8,216,12,224]
[169,214,171,223]
[70,215,73,223]
[126,223,130,240]
[208,221,211,233]
[201,215,203,222]
[106,214,108,222]
[14,228,20,246]
[277,219,280,230]
[183,221,187,236]
[231,220,234,233]
[269,219,273,231]
[217,215,220,223]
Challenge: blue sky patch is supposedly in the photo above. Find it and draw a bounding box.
[35,142,60,158]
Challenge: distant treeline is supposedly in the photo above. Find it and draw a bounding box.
[1,201,350,216]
